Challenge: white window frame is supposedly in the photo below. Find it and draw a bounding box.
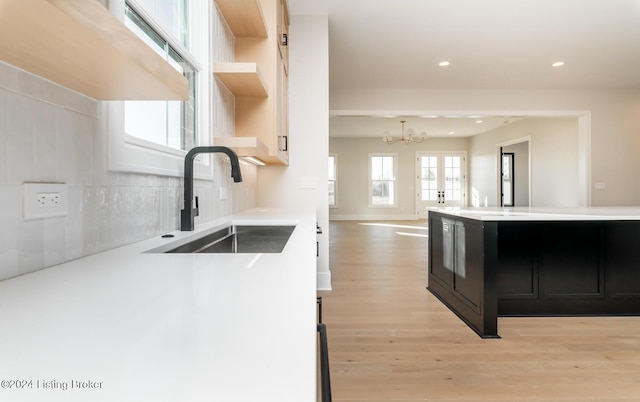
[106,0,213,179]
[369,153,397,208]
[328,154,337,208]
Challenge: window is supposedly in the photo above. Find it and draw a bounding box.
[328,155,337,206]
[124,3,196,151]
[133,0,189,47]
[370,154,396,206]
[107,0,211,177]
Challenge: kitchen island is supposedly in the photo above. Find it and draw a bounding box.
[0,208,317,402]
[427,207,640,338]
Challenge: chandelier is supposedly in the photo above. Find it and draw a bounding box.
[382,120,426,144]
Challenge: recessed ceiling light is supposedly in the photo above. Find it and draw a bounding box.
[552,61,565,67]
[475,120,483,124]
[449,131,455,135]
[439,61,450,67]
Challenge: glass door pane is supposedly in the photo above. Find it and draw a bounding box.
[420,156,438,201]
[444,156,463,203]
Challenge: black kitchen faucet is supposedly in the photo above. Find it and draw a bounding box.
[181,146,242,231]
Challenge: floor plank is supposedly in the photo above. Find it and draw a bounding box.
[320,220,640,401]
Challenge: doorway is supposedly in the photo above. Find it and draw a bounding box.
[416,152,467,217]
[501,152,514,206]
[499,140,530,207]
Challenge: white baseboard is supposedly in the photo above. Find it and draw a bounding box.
[316,270,332,291]
[329,214,419,221]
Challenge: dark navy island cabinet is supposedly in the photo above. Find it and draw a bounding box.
[427,210,640,338]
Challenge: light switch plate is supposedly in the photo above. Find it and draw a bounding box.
[300,176,318,189]
[23,183,69,220]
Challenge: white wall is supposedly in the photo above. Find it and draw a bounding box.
[331,88,640,206]
[470,118,579,207]
[257,15,331,290]
[0,7,258,281]
[329,118,578,218]
[329,137,469,220]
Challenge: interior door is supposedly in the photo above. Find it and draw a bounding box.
[416,152,466,217]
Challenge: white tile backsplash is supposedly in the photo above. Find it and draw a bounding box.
[43,217,66,268]
[64,88,89,115]
[42,79,67,106]
[0,62,23,94]
[0,89,6,183]
[16,67,45,100]
[54,107,77,184]
[32,99,57,182]
[64,184,84,261]
[0,6,258,281]
[19,219,44,275]
[0,184,20,278]
[5,91,34,184]
[0,63,9,89]
[73,113,96,185]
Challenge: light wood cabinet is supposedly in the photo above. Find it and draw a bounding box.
[214,0,290,166]
[0,0,188,100]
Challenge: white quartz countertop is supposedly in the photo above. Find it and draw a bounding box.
[0,207,317,402]
[429,206,640,221]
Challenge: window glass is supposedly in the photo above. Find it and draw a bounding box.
[371,155,396,206]
[328,155,337,206]
[134,0,189,47]
[124,2,196,151]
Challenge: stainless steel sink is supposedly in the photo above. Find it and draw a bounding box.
[154,225,296,254]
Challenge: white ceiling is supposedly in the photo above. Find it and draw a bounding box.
[288,0,640,137]
[329,115,524,138]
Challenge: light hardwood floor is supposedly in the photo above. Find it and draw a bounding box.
[319,220,640,401]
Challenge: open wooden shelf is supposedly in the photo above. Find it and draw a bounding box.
[215,0,267,38]
[214,0,289,166]
[0,0,188,100]
[214,63,268,97]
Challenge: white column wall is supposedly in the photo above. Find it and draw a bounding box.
[258,15,331,290]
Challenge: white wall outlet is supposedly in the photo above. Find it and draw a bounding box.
[37,192,61,207]
[219,187,227,200]
[23,183,69,219]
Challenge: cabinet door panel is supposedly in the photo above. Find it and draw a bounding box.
[605,222,640,298]
[429,216,451,287]
[541,223,603,298]
[452,222,482,312]
[497,223,538,299]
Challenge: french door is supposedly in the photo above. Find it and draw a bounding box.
[416,152,466,216]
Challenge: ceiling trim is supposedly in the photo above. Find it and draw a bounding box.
[329,109,590,118]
